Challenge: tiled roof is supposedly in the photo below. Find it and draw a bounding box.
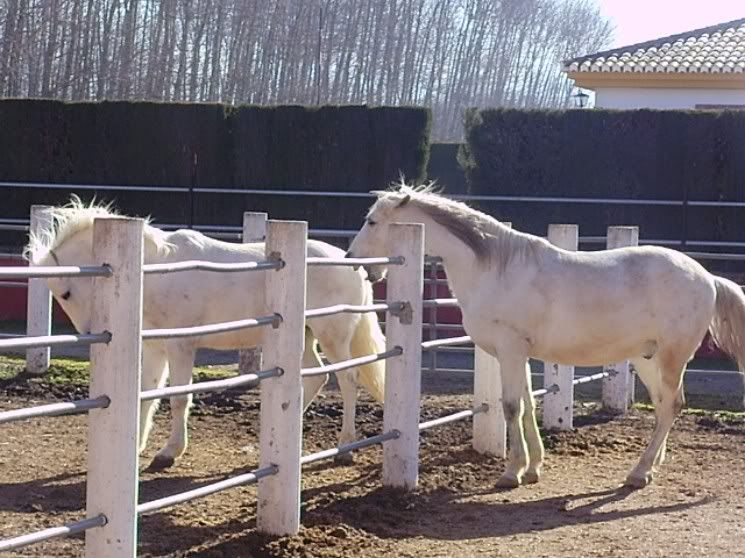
[564,17,745,74]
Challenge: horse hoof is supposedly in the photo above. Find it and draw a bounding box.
[147,454,176,471]
[495,474,521,489]
[334,452,354,466]
[523,470,541,485]
[624,473,651,489]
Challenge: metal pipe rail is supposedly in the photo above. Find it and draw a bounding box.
[143,259,283,275]
[141,314,281,340]
[140,368,282,401]
[307,256,405,267]
[0,332,111,351]
[422,298,459,308]
[0,265,112,279]
[301,346,403,377]
[0,396,110,425]
[419,404,488,432]
[421,335,472,350]
[0,281,28,288]
[573,371,610,386]
[532,384,560,398]
[0,514,107,553]
[137,465,278,515]
[300,430,401,465]
[304,302,402,320]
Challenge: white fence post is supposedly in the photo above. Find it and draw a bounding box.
[26,205,53,375]
[257,220,306,536]
[383,223,424,490]
[543,224,578,430]
[473,347,506,457]
[472,222,508,457]
[86,217,144,558]
[603,226,640,413]
[239,212,268,375]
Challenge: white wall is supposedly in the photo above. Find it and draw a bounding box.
[594,87,745,110]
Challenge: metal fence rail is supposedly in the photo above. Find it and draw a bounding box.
[304,302,403,320]
[306,255,404,267]
[300,430,400,465]
[137,465,278,515]
[419,404,488,432]
[0,515,107,553]
[301,347,403,377]
[0,396,110,425]
[421,335,472,350]
[0,265,112,278]
[143,260,283,274]
[141,314,281,340]
[0,332,111,351]
[140,368,282,401]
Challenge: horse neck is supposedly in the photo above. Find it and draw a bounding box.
[401,209,484,297]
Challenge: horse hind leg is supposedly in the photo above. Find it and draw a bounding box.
[315,325,359,464]
[626,349,686,488]
[139,341,169,454]
[302,327,328,411]
[631,356,671,467]
[149,340,197,471]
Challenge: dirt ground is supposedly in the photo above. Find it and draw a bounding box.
[2,373,745,558]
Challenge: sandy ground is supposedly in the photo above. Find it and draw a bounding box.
[1,373,745,557]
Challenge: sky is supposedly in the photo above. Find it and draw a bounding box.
[596,0,745,48]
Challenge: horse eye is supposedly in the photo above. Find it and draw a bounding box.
[61,290,71,300]
[367,219,377,226]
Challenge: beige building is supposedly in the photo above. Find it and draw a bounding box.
[564,17,745,110]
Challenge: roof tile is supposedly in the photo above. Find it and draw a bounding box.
[565,17,745,74]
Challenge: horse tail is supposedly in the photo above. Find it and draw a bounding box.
[709,277,745,372]
[350,286,387,403]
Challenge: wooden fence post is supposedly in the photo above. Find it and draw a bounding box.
[86,217,143,558]
[543,224,578,430]
[239,212,268,375]
[26,205,53,375]
[383,223,424,490]
[257,220,307,535]
[472,222,509,456]
[603,226,639,413]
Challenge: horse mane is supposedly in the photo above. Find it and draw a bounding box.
[373,181,542,271]
[24,195,172,263]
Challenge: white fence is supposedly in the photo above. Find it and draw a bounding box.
[0,212,640,555]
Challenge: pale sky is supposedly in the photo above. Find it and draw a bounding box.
[596,0,745,48]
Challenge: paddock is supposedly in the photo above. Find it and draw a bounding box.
[0,209,744,557]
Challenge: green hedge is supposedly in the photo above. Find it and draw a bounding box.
[0,100,431,239]
[426,143,469,194]
[462,108,745,243]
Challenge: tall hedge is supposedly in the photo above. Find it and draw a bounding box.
[462,108,745,245]
[0,100,431,243]
[426,143,469,194]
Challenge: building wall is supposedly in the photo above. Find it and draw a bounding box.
[594,87,745,109]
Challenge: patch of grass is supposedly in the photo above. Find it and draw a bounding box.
[0,355,233,385]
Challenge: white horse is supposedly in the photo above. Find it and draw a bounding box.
[26,198,386,469]
[348,183,745,489]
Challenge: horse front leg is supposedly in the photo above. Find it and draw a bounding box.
[521,361,544,484]
[495,347,530,488]
[149,340,197,470]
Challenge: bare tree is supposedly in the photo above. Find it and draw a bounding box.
[0,0,613,140]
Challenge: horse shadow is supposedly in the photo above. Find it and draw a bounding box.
[299,484,711,541]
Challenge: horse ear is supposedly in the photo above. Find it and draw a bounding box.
[397,194,411,207]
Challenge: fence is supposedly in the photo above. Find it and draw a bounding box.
[2,214,510,555]
[6,200,731,553]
